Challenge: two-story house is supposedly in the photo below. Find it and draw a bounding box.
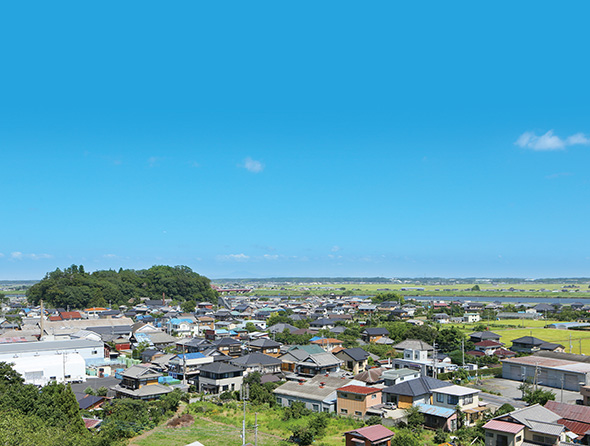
[334,348,370,375]
[230,352,282,377]
[167,352,214,381]
[362,328,390,343]
[296,352,342,377]
[337,385,382,419]
[111,365,172,400]
[483,405,567,446]
[431,385,486,426]
[249,338,282,357]
[196,362,244,394]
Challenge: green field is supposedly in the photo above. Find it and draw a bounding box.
[449,319,590,355]
[247,282,590,299]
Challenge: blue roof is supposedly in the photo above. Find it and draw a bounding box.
[169,318,193,325]
[177,352,206,360]
[416,403,456,418]
[310,336,322,342]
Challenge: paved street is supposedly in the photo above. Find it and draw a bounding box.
[472,378,581,409]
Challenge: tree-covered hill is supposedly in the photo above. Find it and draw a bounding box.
[26,265,218,310]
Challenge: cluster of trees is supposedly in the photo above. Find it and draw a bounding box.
[0,361,184,446]
[27,265,218,309]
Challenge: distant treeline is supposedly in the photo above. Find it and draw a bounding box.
[215,277,590,285]
[27,265,218,310]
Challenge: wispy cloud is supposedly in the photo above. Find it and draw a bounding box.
[241,157,264,173]
[217,253,250,262]
[545,172,573,180]
[515,130,590,151]
[102,254,118,258]
[147,156,161,167]
[11,252,53,260]
[331,245,341,252]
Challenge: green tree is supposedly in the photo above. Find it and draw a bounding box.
[391,429,421,446]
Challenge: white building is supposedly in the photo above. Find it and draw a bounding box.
[0,339,104,365]
[10,353,86,386]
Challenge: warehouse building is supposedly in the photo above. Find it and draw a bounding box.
[502,353,590,391]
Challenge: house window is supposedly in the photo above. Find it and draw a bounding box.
[312,404,319,412]
[486,433,494,438]
[92,350,98,355]
[340,408,348,414]
[447,395,459,405]
[515,436,521,442]
[341,393,347,398]
[354,411,362,417]
[371,394,377,399]
[436,393,444,403]
[464,395,473,405]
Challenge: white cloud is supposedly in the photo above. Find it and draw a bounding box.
[147,156,161,167]
[103,254,118,258]
[263,254,279,260]
[217,253,250,262]
[546,172,573,180]
[331,245,341,252]
[241,157,264,173]
[11,252,53,260]
[515,130,590,151]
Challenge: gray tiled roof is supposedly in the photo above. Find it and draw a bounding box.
[383,376,447,397]
[231,353,281,367]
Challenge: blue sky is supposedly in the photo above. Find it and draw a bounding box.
[2,2,590,280]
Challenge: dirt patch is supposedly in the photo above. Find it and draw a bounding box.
[167,413,195,428]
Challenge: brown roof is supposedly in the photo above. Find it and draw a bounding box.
[545,401,590,424]
[338,385,381,395]
[311,338,343,345]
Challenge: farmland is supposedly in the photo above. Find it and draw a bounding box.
[449,320,590,355]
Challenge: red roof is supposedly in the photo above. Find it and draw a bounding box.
[494,348,516,357]
[475,340,502,347]
[545,401,590,424]
[338,385,381,395]
[483,420,524,434]
[311,338,342,345]
[557,419,590,438]
[345,424,394,442]
[466,350,485,357]
[59,311,82,319]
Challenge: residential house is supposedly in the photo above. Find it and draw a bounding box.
[310,318,337,330]
[211,337,243,357]
[334,348,370,374]
[470,331,501,344]
[393,339,433,355]
[230,353,282,377]
[545,401,590,443]
[483,405,567,446]
[358,304,377,315]
[382,376,448,408]
[362,328,390,343]
[431,385,486,426]
[474,340,504,356]
[433,313,450,323]
[279,345,325,373]
[249,338,282,357]
[166,318,194,337]
[510,337,565,354]
[337,385,382,419]
[310,337,344,353]
[111,365,172,400]
[464,313,481,323]
[167,352,214,381]
[382,369,421,387]
[268,323,298,334]
[196,362,244,394]
[344,425,394,446]
[296,352,342,377]
[274,375,364,413]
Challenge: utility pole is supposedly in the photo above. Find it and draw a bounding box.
[570,333,572,353]
[561,376,565,403]
[182,344,187,386]
[254,412,258,446]
[241,384,249,445]
[432,342,438,379]
[461,338,465,367]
